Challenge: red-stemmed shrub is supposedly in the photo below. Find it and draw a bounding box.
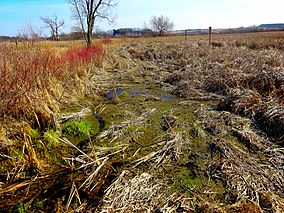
[65,45,105,68]
[100,38,112,45]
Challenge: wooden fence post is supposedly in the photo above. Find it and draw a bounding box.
[209,27,212,46]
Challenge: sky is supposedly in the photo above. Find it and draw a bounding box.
[0,0,284,36]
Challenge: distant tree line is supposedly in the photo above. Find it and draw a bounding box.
[2,26,284,43]
[112,28,153,37]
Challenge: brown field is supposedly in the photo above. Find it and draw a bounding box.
[0,32,284,212]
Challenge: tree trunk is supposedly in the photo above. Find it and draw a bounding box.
[86,0,95,46]
[87,23,93,45]
[55,28,59,41]
[69,0,113,46]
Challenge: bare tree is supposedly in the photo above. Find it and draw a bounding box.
[18,23,43,41]
[149,15,174,36]
[68,0,116,45]
[41,14,64,41]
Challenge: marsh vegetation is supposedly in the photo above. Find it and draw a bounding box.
[0,32,284,212]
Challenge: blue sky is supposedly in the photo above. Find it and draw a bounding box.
[0,0,284,36]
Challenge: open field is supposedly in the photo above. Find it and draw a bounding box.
[0,32,284,212]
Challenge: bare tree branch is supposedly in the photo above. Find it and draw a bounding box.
[149,15,174,36]
[68,0,116,45]
[68,0,88,42]
[41,14,64,41]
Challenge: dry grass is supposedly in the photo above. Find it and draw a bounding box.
[0,40,107,211]
[0,41,105,126]
[113,33,284,140]
[95,32,284,211]
[1,32,284,212]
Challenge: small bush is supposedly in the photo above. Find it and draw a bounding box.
[65,45,104,68]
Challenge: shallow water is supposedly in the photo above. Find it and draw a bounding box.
[106,88,174,100]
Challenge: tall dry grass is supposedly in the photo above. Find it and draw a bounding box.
[0,41,105,127]
[115,32,284,140]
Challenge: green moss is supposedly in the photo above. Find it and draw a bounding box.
[169,164,202,192]
[62,119,93,137]
[34,201,44,208]
[119,91,130,98]
[169,161,224,197]
[171,175,203,191]
[146,82,157,90]
[17,204,27,213]
[44,130,61,148]
[125,124,147,134]
[226,131,250,152]
[11,149,23,159]
[28,129,41,139]
[58,159,68,166]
